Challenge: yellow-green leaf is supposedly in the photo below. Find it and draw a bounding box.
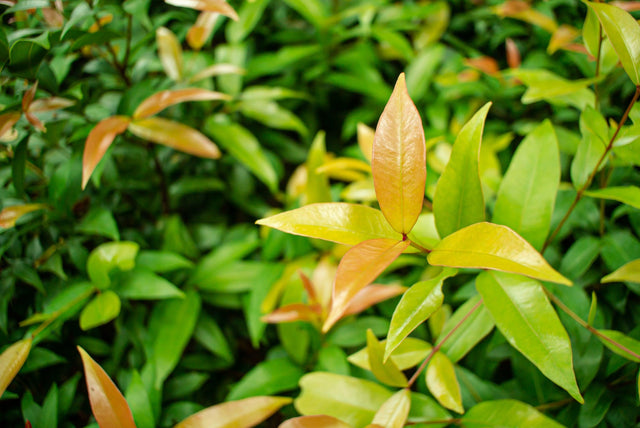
[279,415,352,428]
[0,203,48,229]
[372,73,426,234]
[433,103,490,238]
[323,238,409,332]
[371,389,411,428]
[602,258,640,283]
[596,329,640,362]
[439,295,494,363]
[128,117,220,159]
[78,346,137,428]
[476,271,583,403]
[585,186,640,210]
[586,1,640,85]
[87,241,139,289]
[82,116,130,189]
[165,0,239,20]
[426,352,463,414]
[357,122,374,162]
[174,396,291,428]
[462,399,565,428]
[187,11,218,50]
[156,27,183,81]
[79,290,121,330]
[133,88,230,119]
[366,329,408,388]
[0,111,21,138]
[0,338,32,398]
[385,268,456,360]
[256,203,401,246]
[428,222,572,285]
[348,337,432,371]
[305,131,331,204]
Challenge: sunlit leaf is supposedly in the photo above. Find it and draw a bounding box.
[128,117,220,159]
[165,0,239,20]
[439,295,494,363]
[295,372,392,428]
[385,268,456,360]
[571,107,608,189]
[596,329,640,362]
[279,415,352,428]
[349,337,432,371]
[428,222,572,285]
[357,123,374,162]
[189,63,245,83]
[133,89,230,119]
[261,303,322,324]
[371,389,411,428]
[342,284,407,318]
[433,103,490,238]
[256,203,401,246]
[426,352,463,413]
[0,203,48,229]
[77,346,137,428]
[176,396,291,427]
[584,186,640,210]
[156,27,184,81]
[372,73,426,234]
[0,111,21,138]
[493,0,557,33]
[476,271,583,403]
[323,239,409,332]
[79,291,121,330]
[0,338,32,398]
[602,258,640,283]
[305,131,331,204]
[187,11,218,50]
[462,399,565,427]
[82,116,130,189]
[86,241,139,289]
[28,97,74,113]
[492,120,560,250]
[366,329,407,387]
[586,1,640,85]
[509,69,596,109]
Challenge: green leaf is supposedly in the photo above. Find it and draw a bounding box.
[560,236,600,280]
[602,258,640,283]
[124,371,155,428]
[12,137,26,197]
[366,329,408,387]
[428,222,572,285]
[462,399,566,427]
[227,357,304,400]
[136,250,194,273]
[408,392,451,426]
[79,291,121,330]
[115,268,185,300]
[433,102,490,238]
[77,207,120,241]
[86,242,139,289]
[204,120,278,193]
[586,1,640,85]
[281,0,328,28]
[349,337,432,371]
[9,34,49,78]
[509,69,596,109]
[225,0,270,43]
[257,203,401,246]
[571,107,609,189]
[426,352,463,414]
[476,271,583,403]
[305,131,332,204]
[240,100,308,137]
[596,329,640,362]
[439,295,495,363]
[37,384,58,428]
[295,372,393,428]
[371,389,411,428]
[189,239,259,287]
[582,7,600,57]
[585,186,640,210]
[492,120,560,250]
[385,268,456,360]
[578,383,613,428]
[194,314,234,363]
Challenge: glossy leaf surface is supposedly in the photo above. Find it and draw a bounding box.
[372,73,426,234]
[295,372,392,428]
[428,222,571,285]
[128,118,221,159]
[385,268,456,360]
[86,241,139,289]
[462,399,565,427]
[349,337,432,371]
[279,415,352,428]
[175,396,291,428]
[324,238,409,332]
[584,186,640,210]
[602,258,640,283]
[0,204,48,229]
[426,352,463,413]
[343,284,407,318]
[0,338,32,397]
[165,0,239,20]
[133,88,230,119]
[596,329,640,362]
[77,346,136,428]
[366,329,408,387]
[492,120,560,250]
[476,271,583,402]
[439,295,494,363]
[79,291,121,330]
[257,203,401,246]
[433,103,490,237]
[371,389,411,428]
[82,116,130,189]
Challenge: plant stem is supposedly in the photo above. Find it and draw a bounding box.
[542,85,640,252]
[593,24,603,110]
[407,299,483,388]
[409,239,431,253]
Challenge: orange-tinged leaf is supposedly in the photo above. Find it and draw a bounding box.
[372,73,426,235]
[299,271,319,305]
[187,11,218,50]
[0,204,48,228]
[464,57,499,75]
[25,112,45,132]
[82,116,130,189]
[77,346,137,428]
[128,117,220,159]
[175,396,292,428]
[342,284,407,317]
[261,303,322,324]
[312,256,337,311]
[0,112,21,138]
[611,1,640,12]
[506,38,521,69]
[494,0,557,33]
[323,238,410,332]
[279,415,352,428]
[548,24,580,54]
[28,97,75,113]
[165,0,239,20]
[133,88,230,119]
[21,82,38,112]
[357,122,374,162]
[189,63,246,83]
[0,338,32,397]
[156,27,183,81]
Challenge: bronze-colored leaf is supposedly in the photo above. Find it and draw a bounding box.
[82,116,130,189]
[342,284,407,317]
[164,0,239,20]
[133,88,230,119]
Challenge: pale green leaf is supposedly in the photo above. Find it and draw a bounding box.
[0,338,32,398]
[602,258,640,283]
[428,222,571,285]
[175,396,292,428]
[571,107,609,189]
[509,69,596,109]
[86,241,139,289]
[79,291,121,330]
[349,337,432,371]
[492,120,560,250]
[476,271,583,403]
[462,399,565,427]
[585,186,640,210]
[596,329,640,362]
[582,7,599,57]
[426,352,463,414]
[366,329,408,388]
[371,388,411,428]
[433,103,490,238]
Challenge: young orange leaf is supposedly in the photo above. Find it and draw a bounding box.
[25,112,45,132]
[187,12,218,50]
[357,122,374,162]
[372,73,426,234]
[156,27,184,81]
[342,284,407,317]
[77,346,137,428]
[174,396,292,428]
[279,415,353,428]
[261,303,322,324]
[133,88,230,119]
[0,204,48,228]
[165,0,239,20]
[21,82,38,112]
[506,38,521,69]
[0,112,21,138]
[323,238,410,332]
[127,117,220,159]
[0,338,32,398]
[82,116,130,189]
